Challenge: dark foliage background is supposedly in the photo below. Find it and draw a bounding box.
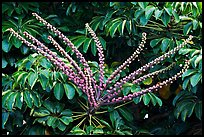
[2,2,202,135]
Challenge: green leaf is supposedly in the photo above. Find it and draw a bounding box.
[142,77,152,85]
[73,36,86,48]
[28,72,38,89]
[194,55,202,67]
[40,58,51,69]
[7,92,18,110]
[71,127,86,135]
[161,38,170,52]
[54,83,64,100]
[39,74,48,90]
[2,56,8,68]
[164,7,172,16]
[52,118,60,128]
[161,11,170,27]
[59,116,73,125]
[47,116,57,127]
[98,36,106,50]
[15,92,23,109]
[2,112,9,129]
[33,107,50,117]
[182,77,190,89]
[126,20,132,34]
[109,20,121,37]
[190,73,201,87]
[60,109,72,116]
[2,91,13,107]
[182,69,197,79]
[123,86,131,96]
[134,9,144,20]
[91,40,97,56]
[145,6,155,19]
[142,94,151,105]
[63,83,75,100]
[138,2,149,9]
[192,20,198,30]
[30,91,41,107]
[150,38,162,48]
[195,102,202,120]
[2,39,12,53]
[93,128,104,134]
[83,38,92,53]
[118,107,133,122]
[183,22,192,35]
[13,37,22,48]
[58,121,67,131]
[148,93,157,106]
[154,9,163,20]
[43,100,54,113]
[172,10,180,23]
[24,90,33,108]
[151,93,163,106]
[140,14,149,26]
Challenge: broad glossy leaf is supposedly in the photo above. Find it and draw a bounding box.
[98,36,106,50]
[73,37,86,48]
[2,56,8,68]
[6,92,18,110]
[2,112,9,129]
[161,11,170,27]
[93,128,104,134]
[140,14,149,26]
[118,107,133,122]
[138,2,149,9]
[47,116,57,127]
[52,118,60,128]
[190,73,201,87]
[28,72,38,89]
[33,107,50,117]
[54,83,64,100]
[83,38,92,53]
[183,22,192,35]
[161,38,170,52]
[2,39,12,53]
[194,55,202,67]
[195,102,202,120]
[192,20,198,30]
[134,9,144,20]
[109,20,121,37]
[164,7,172,16]
[43,100,54,113]
[15,92,23,109]
[150,38,162,48]
[60,109,72,116]
[39,74,48,90]
[142,94,151,105]
[58,121,67,131]
[172,10,180,23]
[154,9,163,20]
[145,6,155,19]
[63,83,75,100]
[148,93,157,106]
[182,69,197,78]
[59,116,73,125]
[91,40,97,56]
[142,77,152,85]
[24,90,33,108]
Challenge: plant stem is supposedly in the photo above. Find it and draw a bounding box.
[72,113,87,118]
[76,117,86,127]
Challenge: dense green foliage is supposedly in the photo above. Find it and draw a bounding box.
[2,2,202,135]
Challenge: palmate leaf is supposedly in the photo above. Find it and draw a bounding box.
[63,83,75,100]
[54,83,64,100]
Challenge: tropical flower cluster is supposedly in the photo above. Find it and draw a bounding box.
[8,13,193,113]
